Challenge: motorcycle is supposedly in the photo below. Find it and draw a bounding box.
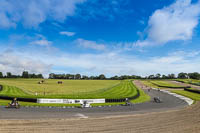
[6,102,20,109]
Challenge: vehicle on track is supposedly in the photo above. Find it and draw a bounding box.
[154,97,162,103]
[5,98,20,109]
[81,101,91,108]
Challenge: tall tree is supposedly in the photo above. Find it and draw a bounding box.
[168,73,176,79]
[37,74,44,79]
[99,74,106,80]
[156,73,161,79]
[6,72,12,78]
[178,72,188,79]
[0,72,3,78]
[75,74,81,79]
[188,72,200,79]
[148,75,155,79]
[22,71,29,78]
[82,75,89,79]
[49,73,55,79]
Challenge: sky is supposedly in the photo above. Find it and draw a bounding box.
[0,0,200,77]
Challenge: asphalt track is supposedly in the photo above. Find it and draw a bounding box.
[0,87,188,119]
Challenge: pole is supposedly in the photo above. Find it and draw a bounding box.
[44,88,45,96]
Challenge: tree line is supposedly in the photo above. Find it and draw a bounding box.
[0,71,43,78]
[0,71,200,80]
[49,73,142,80]
[49,72,200,80]
[146,72,200,80]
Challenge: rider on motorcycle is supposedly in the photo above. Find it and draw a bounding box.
[10,98,19,106]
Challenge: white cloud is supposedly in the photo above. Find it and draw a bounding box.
[44,49,200,77]
[136,0,200,46]
[0,50,52,76]
[1,46,200,77]
[0,0,86,28]
[76,38,106,51]
[30,39,52,46]
[60,31,75,37]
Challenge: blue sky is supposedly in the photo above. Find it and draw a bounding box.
[0,0,200,77]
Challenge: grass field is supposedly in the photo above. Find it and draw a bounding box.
[171,90,200,101]
[142,80,158,88]
[150,80,185,88]
[0,80,150,106]
[0,79,138,99]
[130,88,151,103]
[175,79,200,86]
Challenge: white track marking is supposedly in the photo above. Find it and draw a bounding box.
[75,113,88,119]
[153,88,194,105]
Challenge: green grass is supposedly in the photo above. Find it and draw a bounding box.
[130,88,151,103]
[150,80,185,88]
[0,79,151,107]
[0,85,31,98]
[186,87,200,92]
[142,80,158,88]
[0,79,150,106]
[175,79,200,86]
[171,90,200,101]
[0,79,138,99]
[0,79,120,97]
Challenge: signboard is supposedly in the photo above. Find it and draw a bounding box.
[37,99,105,104]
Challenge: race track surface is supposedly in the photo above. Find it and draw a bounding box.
[0,81,188,119]
[1,80,198,133]
[1,102,199,133]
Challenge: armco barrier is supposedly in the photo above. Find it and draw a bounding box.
[184,88,200,94]
[0,95,37,102]
[0,85,2,91]
[105,89,140,103]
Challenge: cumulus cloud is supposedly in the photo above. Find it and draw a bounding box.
[60,31,76,37]
[28,34,52,46]
[0,50,52,76]
[76,38,106,51]
[136,0,200,46]
[43,49,200,77]
[30,39,52,46]
[0,0,86,28]
[1,47,200,77]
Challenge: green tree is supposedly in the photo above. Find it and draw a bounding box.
[75,74,81,79]
[168,73,176,79]
[156,73,161,79]
[37,74,44,79]
[0,72,3,78]
[178,72,188,79]
[22,71,29,78]
[6,72,12,78]
[49,73,55,79]
[148,75,155,79]
[188,72,200,79]
[82,75,89,79]
[162,75,167,79]
[99,74,106,80]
